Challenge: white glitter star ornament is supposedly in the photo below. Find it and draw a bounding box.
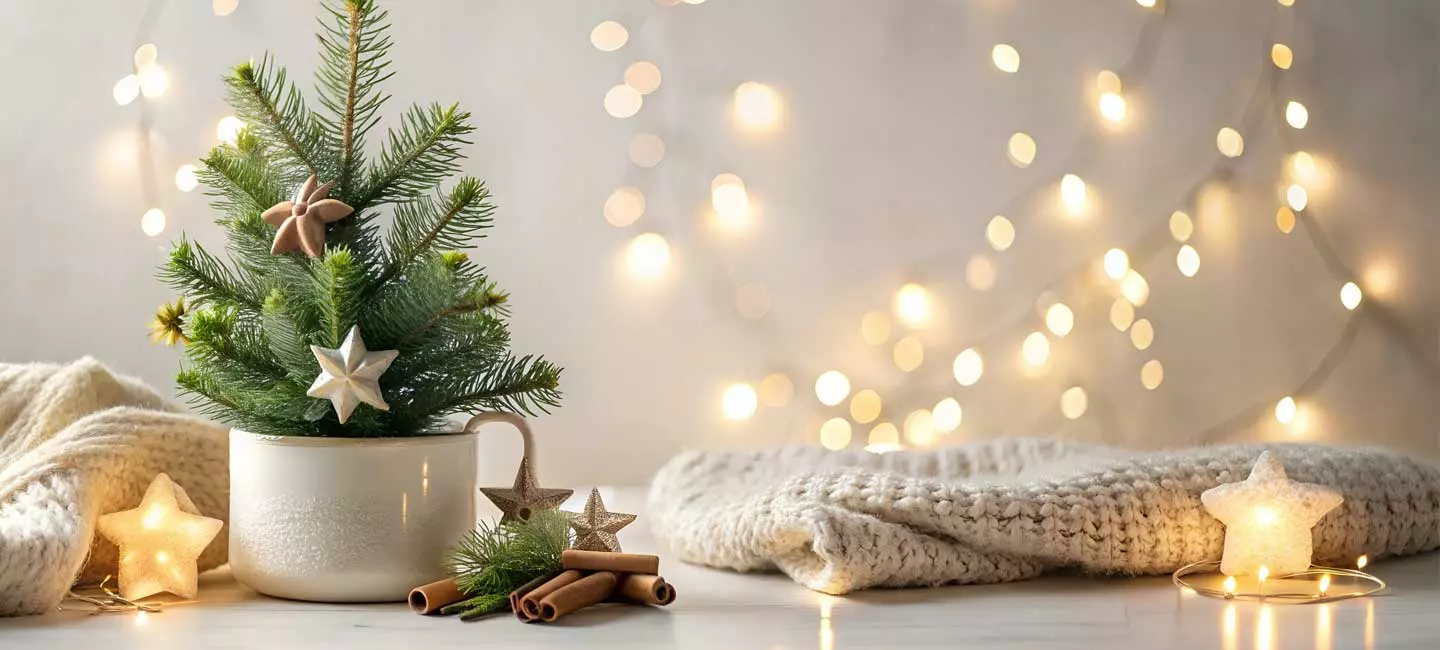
[1201,450,1343,577]
[307,325,399,423]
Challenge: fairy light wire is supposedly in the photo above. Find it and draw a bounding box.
[1172,560,1385,604]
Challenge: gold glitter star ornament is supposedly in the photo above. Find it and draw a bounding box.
[96,473,223,600]
[263,174,354,258]
[566,488,637,552]
[481,457,573,523]
[306,325,399,423]
[1201,450,1343,577]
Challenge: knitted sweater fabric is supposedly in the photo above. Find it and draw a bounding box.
[0,358,229,616]
[647,438,1440,594]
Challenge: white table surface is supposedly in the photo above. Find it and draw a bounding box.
[4,487,1438,649]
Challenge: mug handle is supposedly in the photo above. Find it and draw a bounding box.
[461,411,538,476]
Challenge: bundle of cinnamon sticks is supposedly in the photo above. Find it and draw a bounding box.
[410,549,676,624]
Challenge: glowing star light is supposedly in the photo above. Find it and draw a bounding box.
[96,473,223,600]
[1200,451,1343,577]
[307,325,399,423]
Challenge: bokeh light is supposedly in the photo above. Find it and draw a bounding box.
[216,116,245,145]
[932,398,962,433]
[628,133,666,167]
[590,21,629,52]
[1110,299,1136,331]
[758,373,793,407]
[140,208,166,237]
[626,232,670,278]
[987,215,1016,251]
[733,82,782,132]
[1104,248,1130,280]
[1285,101,1309,129]
[1169,211,1193,242]
[624,61,662,94]
[849,389,883,424]
[1130,318,1155,350]
[1216,127,1244,157]
[860,310,891,346]
[1176,245,1201,277]
[1271,44,1293,69]
[1045,302,1075,338]
[1060,387,1088,419]
[820,418,852,450]
[895,283,931,327]
[893,336,924,372]
[174,165,199,192]
[991,44,1020,73]
[604,84,643,118]
[1007,133,1036,168]
[815,371,851,406]
[1340,282,1363,310]
[1060,174,1087,214]
[953,349,984,386]
[1120,271,1150,306]
[721,383,757,420]
[604,186,645,227]
[903,409,937,446]
[1022,331,1050,367]
[1142,360,1165,390]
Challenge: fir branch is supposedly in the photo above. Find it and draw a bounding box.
[375,177,494,288]
[356,103,473,208]
[226,56,329,177]
[200,143,288,217]
[311,246,367,347]
[160,238,263,311]
[316,0,393,193]
[444,511,570,603]
[432,354,563,418]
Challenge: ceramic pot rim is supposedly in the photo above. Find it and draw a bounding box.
[230,428,472,448]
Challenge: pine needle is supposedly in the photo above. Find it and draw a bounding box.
[444,511,570,604]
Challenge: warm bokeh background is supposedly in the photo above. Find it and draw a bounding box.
[2,0,1436,485]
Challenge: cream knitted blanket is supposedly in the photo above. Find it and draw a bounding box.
[0,358,229,616]
[647,439,1440,594]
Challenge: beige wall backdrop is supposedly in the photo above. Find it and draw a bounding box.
[1,0,1437,485]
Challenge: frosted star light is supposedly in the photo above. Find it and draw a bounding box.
[1202,451,1342,577]
[96,473,223,600]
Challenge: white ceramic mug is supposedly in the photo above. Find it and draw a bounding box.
[228,413,533,602]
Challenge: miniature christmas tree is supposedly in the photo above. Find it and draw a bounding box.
[155,0,561,437]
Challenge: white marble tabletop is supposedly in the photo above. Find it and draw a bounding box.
[4,487,1438,649]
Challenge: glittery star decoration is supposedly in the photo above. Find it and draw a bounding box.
[96,473,223,600]
[1201,450,1343,577]
[263,174,354,258]
[481,457,573,523]
[566,488,637,552]
[306,325,399,423]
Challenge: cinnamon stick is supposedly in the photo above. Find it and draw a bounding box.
[561,549,660,575]
[408,578,466,615]
[614,574,677,606]
[537,571,619,622]
[509,571,559,621]
[520,570,585,620]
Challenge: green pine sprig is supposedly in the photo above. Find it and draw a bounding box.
[441,511,572,620]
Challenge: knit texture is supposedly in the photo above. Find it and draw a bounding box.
[647,439,1440,594]
[0,358,229,616]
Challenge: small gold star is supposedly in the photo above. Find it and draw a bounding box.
[96,474,223,600]
[566,488,637,552]
[480,458,573,523]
